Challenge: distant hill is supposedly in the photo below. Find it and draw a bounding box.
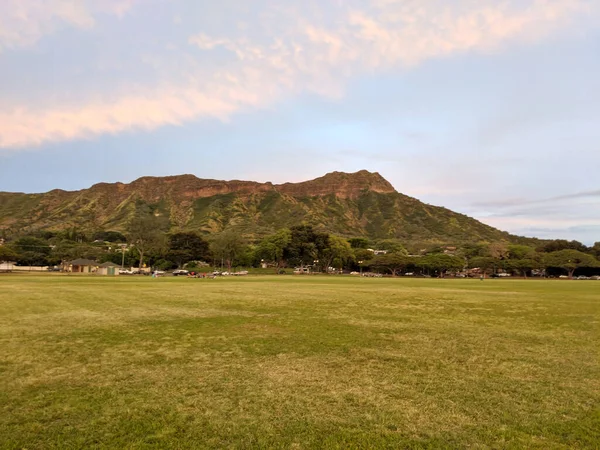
[0,170,536,245]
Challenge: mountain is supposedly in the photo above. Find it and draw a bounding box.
[0,170,531,244]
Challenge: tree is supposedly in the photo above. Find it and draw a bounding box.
[538,240,589,254]
[459,243,489,259]
[167,232,210,268]
[92,231,127,243]
[321,235,354,272]
[99,248,137,268]
[61,227,89,243]
[210,230,245,272]
[421,254,464,278]
[353,248,374,263]
[256,229,292,270]
[488,242,509,260]
[591,242,600,259]
[236,245,256,268]
[284,225,329,268]
[12,237,51,266]
[126,216,165,270]
[469,256,497,278]
[507,259,540,278]
[371,253,410,276]
[0,246,18,263]
[374,239,408,254]
[507,244,537,261]
[50,239,107,263]
[506,245,541,277]
[488,243,509,273]
[348,238,370,249]
[13,237,51,255]
[543,250,598,279]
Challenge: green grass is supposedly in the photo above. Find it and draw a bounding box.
[0,275,598,449]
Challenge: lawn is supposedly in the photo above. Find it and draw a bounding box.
[0,275,598,449]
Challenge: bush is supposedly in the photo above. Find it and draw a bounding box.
[154,259,177,271]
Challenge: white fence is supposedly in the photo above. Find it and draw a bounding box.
[0,263,49,272]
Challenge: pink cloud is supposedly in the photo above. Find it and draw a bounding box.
[0,0,596,149]
[0,0,138,51]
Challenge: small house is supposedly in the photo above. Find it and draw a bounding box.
[97,262,120,276]
[68,258,98,273]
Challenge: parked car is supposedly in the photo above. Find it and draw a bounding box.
[119,269,133,275]
[173,269,189,276]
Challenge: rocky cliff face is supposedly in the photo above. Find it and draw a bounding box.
[0,170,525,244]
[79,170,394,203]
[277,170,396,199]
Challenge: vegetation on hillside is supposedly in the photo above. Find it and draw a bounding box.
[0,171,539,245]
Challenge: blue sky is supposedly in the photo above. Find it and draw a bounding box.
[1,0,599,244]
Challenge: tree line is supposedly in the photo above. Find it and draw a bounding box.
[1,217,599,278]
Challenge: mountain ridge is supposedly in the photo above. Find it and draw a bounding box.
[0,170,536,245]
[2,170,394,197]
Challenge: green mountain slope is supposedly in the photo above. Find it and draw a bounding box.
[0,170,531,244]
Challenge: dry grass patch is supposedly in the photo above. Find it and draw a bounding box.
[0,275,598,448]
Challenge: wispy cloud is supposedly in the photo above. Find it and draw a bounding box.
[481,218,600,244]
[465,187,600,243]
[472,189,600,209]
[0,0,596,149]
[0,0,136,52]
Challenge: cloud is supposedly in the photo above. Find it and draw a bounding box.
[0,0,93,51]
[464,187,600,243]
[472,189,600,209]
[480,217,600,244]
[0,87,249,148]
[0,0,597,149]
[0,0,136,52]
[106,0,137,19]
[544,189,600,202]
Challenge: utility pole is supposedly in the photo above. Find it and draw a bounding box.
[121,245,126,269]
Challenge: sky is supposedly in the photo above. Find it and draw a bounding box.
[1,0,599,244]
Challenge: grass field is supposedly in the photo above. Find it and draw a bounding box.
[1,275,598,449]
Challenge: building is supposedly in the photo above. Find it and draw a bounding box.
[0,261,15,271]
[367,249,388,255]
[68,259,98,273]
[97,262,120,276]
